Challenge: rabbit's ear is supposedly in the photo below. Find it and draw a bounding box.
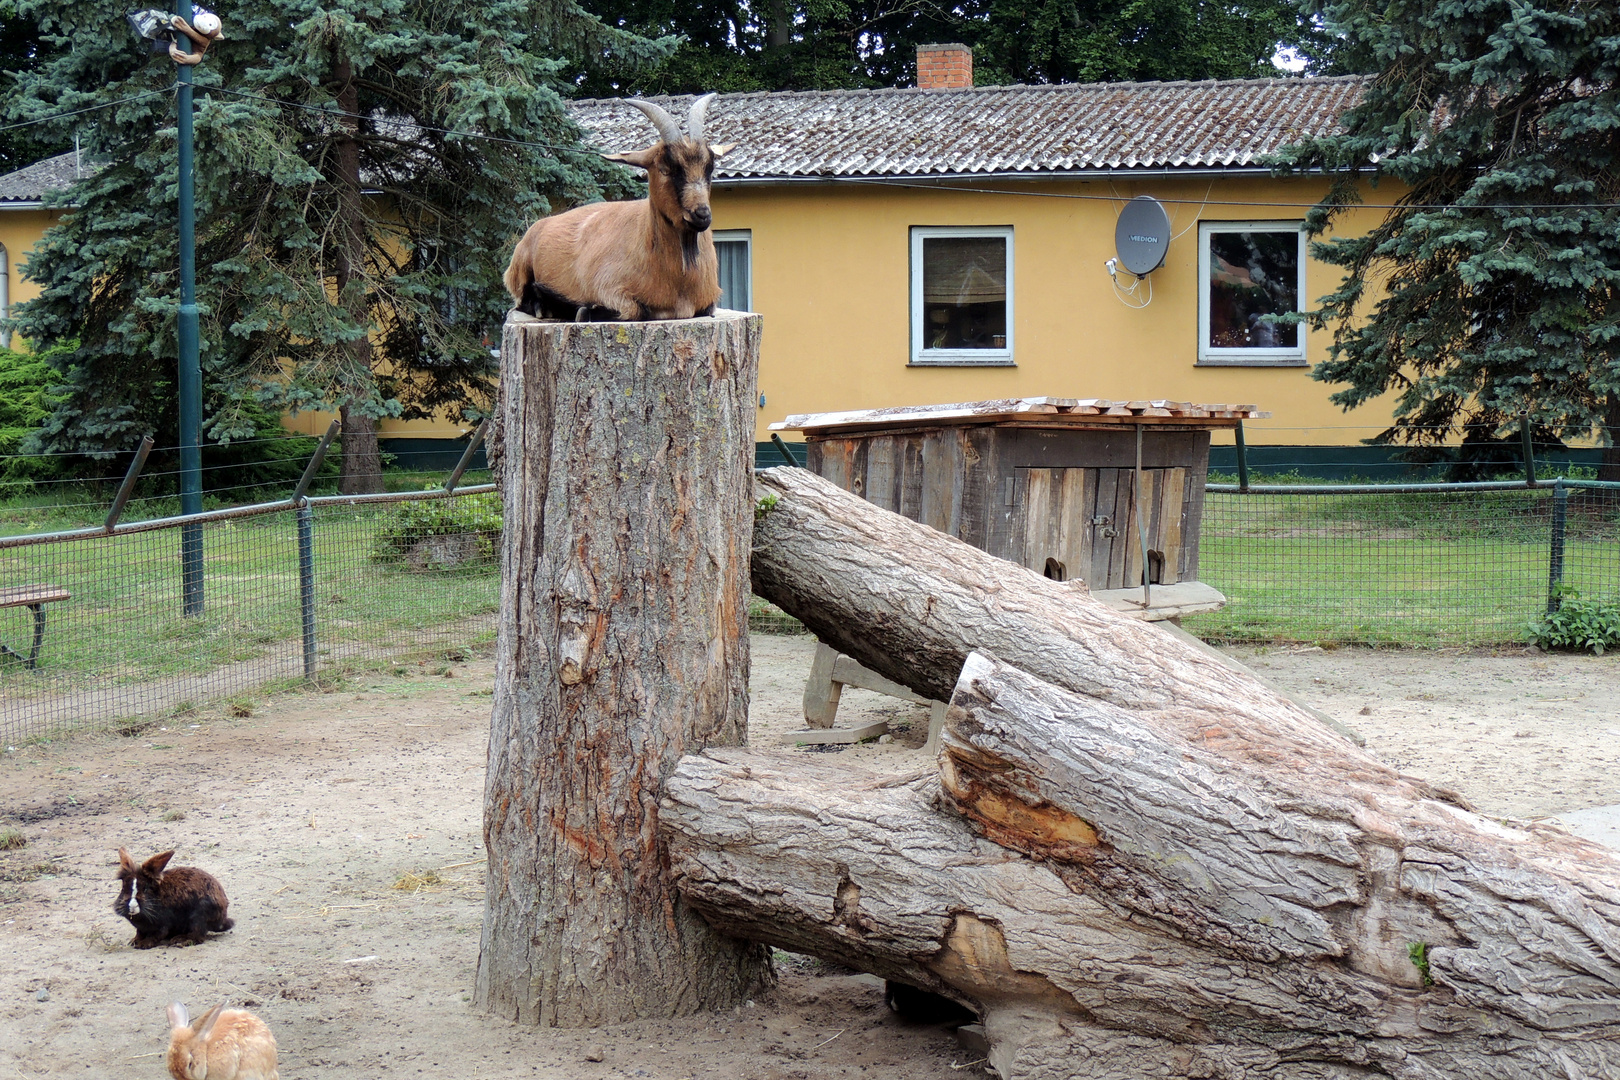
[118,848,136,875]
[142,850,175,876]
[193,1000,227,1040]
[167,1002,189,1029]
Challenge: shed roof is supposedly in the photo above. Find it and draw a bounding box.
[773,398,1269,435]
[569,76,1369,182]
[0,151,88,204]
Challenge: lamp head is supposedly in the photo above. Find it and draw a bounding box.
[126,8,174,51]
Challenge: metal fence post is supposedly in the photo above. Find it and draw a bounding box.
[444,419,489,493]
[298,501,316,678]
[770,433,801,468]
[1547,479,1568,613]
[1520,415,1538,488]
[293,421,339,680]
[1234,420,1250,494]
[104,436,155,531]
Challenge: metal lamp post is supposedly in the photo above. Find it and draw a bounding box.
[130,3,219,616]
[175,0,203,617]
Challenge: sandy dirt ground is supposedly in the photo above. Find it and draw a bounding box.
[1,632,1615,1079]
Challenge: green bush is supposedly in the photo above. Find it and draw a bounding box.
[0,345,337,503]
[371,490,502,571]
[1527,587,1620,655]
[0,343,71,493]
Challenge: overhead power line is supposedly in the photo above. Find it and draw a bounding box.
[0,86,178,134]
[197,84,600,160]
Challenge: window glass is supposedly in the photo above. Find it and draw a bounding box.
[921,236,1007,350]
[715,235,750,312]
[1203,227,1301,353]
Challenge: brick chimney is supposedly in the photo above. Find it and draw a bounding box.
[917,43,973,90]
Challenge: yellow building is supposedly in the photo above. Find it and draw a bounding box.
[570,60,1433,473]
[2,63,1568,476]
[0,152,77,351]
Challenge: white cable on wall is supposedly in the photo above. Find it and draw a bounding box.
[1105,257,1154,309]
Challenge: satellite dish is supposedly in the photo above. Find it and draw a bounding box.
[1114,196,1171,277]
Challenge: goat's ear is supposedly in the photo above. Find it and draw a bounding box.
[708,143,736,159]
[602,148,657,170]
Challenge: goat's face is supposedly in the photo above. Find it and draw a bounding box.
[607,139,734,233]
[606,95,736,234]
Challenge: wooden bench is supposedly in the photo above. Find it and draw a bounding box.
[0,584,71,671]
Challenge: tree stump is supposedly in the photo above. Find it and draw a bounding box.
[476,314,771,1026]
[685,467,1620,1077]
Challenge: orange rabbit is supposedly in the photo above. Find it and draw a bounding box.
[165,1001,278,1080]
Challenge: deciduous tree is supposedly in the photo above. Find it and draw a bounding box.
[574,0,1342,97]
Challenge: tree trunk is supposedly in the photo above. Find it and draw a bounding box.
[697,468,1620,1077]
[477,314,771,1026]
[767,0,792,48]
[750,467,1442,757]
[337,404,382,495]
[331,57,383,496]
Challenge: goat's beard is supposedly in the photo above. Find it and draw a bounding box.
[680,229,700,271]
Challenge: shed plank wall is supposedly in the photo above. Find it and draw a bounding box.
[806,424,1212,588]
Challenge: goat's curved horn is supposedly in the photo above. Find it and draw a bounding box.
[687,93,717,143]
[625,98,683,145]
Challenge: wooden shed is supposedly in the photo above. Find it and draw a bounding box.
[771,397,1266,612]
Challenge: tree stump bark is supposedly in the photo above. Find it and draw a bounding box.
[476,314,771,1026]
[686,467,1620,1077]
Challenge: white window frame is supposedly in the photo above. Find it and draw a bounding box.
[712,229,752,313]
[910,225,1015,367]
[1197,221,1308,366]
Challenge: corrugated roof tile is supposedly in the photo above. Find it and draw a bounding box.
[0,151,89,203]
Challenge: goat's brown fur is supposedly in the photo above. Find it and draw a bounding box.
[504,98,735,322]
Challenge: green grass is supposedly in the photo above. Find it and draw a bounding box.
[1184,489,1620,645]
[0,477,1614,717]
[0,502,499,700]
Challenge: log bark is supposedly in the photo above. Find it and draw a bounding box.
[476,314,771,1026]
[750,467,1422,791]
[690,467,1620,1077]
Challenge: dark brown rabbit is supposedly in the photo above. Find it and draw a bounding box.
[114,847,233,948]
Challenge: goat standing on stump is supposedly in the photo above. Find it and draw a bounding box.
[504,94,736,322]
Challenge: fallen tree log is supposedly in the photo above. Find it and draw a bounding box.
[666,653,1620,1078]
[750,467,1402,788]
[692,467,1620,1077]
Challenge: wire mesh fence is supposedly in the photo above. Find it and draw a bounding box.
[2,466,1616,746]
[0,486,500,746]
[1183,481,1620,646]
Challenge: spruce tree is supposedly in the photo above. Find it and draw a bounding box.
[4,0,672,492]
[0,0,69,170]
[1277,0,1620,476]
